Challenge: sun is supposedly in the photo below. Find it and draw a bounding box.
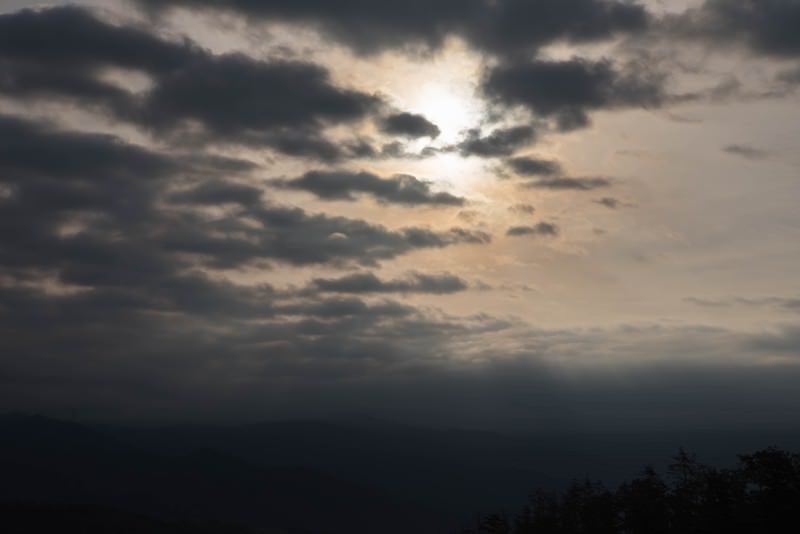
[411,81,482,144]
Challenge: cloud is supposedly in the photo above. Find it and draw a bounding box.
[457,125,536,157]
[0,7,391,162]
[723,144,770,160]
[506,156,562,176]
[165,205,488,267]
[6,282,800,432]
[509,204,536,215]
[525,177,612,191]
[0,5,663,162]
[0,113,489,300]
[379,112,440,139]
[306,272,469,295]
[141,53,380,147]
[0,114,175,184]
[273,296,416,319]
[506,222,559,237]
[465,0,650,57]
[167,180,263,207]
[136,0,649,57]
[2,0,800,437]
[0,7,198,120]
[0,6,199,114]
[483,58,665,130]
[137,0,487,55]
[0,6,196,73]
[778,66,800,85]
[685,296,800,312]
[0,108,501,425]
[594,197,634,209]
[669,0,800,59]
[595,197,621,209]
[273,170,464,206]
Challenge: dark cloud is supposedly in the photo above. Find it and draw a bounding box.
[0,7,386,162]
[306,272,468,295]
[137,0,648,57]
[370,140,440,160]
[0,114,175,184]
[723,144,770,160]
[506,156,562,176]
[483,58,664,130]
[10,287,799,434]
[506,222,559,237]
[137,0,487,55]
[525,177,612,191]
[457,125,536,157]
[164,205,488,268]
[466,0,649,57]
[273,170,464,206]
[141,53,381,149]
[0,6,198,118]
[0,113,488,290]
[0,6,196,73]
[670,0,800,58]
[379,112,441,139]
[0,110,501,425]
[167,180,263,207]
[0,6,194,112]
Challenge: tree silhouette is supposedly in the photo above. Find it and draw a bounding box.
[462,447,800,534]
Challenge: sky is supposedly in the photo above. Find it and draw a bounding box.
[1,0,800,431]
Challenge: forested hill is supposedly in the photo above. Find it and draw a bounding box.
[3,414,800,533]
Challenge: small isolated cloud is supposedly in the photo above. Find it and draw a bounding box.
[723,144,770,160]
[685,296,800,312]
[506,222,559,237]
[594,197,634,210]
[506,156,562,176]
[526,177,612,191]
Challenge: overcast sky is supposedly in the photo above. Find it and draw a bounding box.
[1,0,800,431]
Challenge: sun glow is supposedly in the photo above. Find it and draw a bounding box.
[336,42,490,194]
[411,81,482,144]
[396,80,488,196]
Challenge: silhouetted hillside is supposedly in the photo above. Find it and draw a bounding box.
[0,415,435,534]
[110,417,800,515]
[3,415,800,532]
[1,502,271,534]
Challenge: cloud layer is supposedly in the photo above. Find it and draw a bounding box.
[0,0,798,431]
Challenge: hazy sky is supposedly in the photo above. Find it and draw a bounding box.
[1,0,800,430]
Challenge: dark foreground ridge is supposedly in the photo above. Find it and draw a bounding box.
[2,414,800,533]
